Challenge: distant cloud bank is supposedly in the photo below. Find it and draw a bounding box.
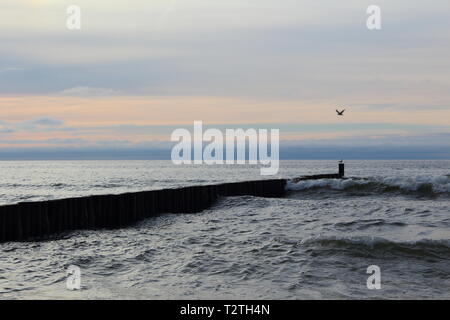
[58,86,120,97]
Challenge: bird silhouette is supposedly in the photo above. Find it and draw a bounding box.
[336,109,345,116]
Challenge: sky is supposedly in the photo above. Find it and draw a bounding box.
[1,0,450,159]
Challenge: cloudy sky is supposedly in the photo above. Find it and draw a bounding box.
[1,0,450,158]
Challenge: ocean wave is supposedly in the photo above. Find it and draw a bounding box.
[297,235,450,258]
[287,175,450,195]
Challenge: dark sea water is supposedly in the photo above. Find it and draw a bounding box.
[0,160,449,299]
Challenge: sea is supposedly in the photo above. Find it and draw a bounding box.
[0,160,449,299]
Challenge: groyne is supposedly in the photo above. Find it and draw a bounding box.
[0,163,345,243]
[0,179,286,242]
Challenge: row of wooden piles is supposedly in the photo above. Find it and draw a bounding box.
[0,179,286,243]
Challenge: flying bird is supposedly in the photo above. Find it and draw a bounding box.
[336,109,345,116]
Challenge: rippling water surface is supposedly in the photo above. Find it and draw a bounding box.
[0,160,449,299]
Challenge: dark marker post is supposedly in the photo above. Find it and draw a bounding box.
[339,161,345,178]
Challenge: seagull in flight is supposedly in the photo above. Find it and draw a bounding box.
[336,109,345,116]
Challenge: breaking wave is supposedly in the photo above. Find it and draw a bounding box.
[287,175,450,196]
[298,235,450,259]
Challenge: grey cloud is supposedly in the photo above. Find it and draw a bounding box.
[0,67,25,73]
[30,118,64,127]
[0,117,65,133]
[1,1,450,102]
[58,86,120,97]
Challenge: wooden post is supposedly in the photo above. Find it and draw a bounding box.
[339,162,345,178]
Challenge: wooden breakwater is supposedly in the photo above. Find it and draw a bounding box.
[0,179,286,243]
[292,162,345,183]
[0,163,346,243]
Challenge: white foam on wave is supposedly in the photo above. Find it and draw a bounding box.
[287,175,450,193]
[297,235,450,249]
